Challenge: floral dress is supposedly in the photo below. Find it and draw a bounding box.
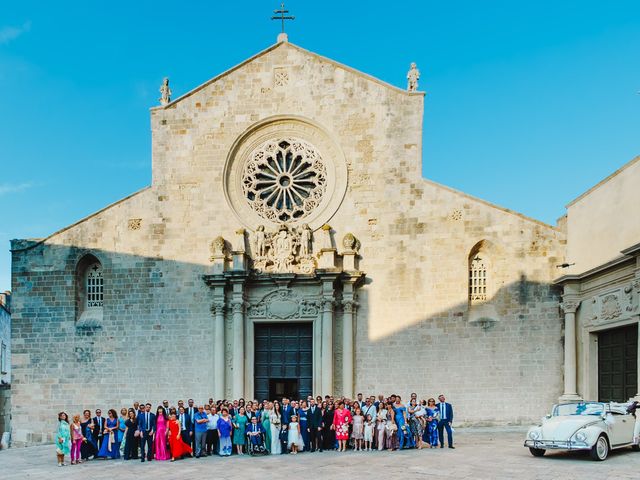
[333,408,352,441]
[425,407,439,446]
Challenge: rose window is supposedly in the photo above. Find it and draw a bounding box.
[241,138,327,223]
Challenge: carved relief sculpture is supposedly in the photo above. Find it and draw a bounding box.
[210,236,227,259]
[407,62,420,92]
[600,294,621,321]
[249,223,316,274]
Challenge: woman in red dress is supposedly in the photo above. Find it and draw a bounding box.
[332,402,352,452]
[167,413,192,461]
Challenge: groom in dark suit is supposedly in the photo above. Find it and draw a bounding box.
[307,398,323,452]
[92,409,105,451]
[137,403,156,461]
[435,394,454,449]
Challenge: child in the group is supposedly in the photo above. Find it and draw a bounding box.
[351,407,364,451]
[70,414,84,464]
[363,414,374,451]
[287,414,303,454]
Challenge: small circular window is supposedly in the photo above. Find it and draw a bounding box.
[241,138,327,223]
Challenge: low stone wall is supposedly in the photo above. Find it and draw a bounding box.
[0,385,10,449]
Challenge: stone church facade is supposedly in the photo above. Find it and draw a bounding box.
[10,39,569,446]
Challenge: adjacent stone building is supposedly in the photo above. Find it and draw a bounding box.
[10,37,603,447]
[0,291,10,448]
[555,156,640,405]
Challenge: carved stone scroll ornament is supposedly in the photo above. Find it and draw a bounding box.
[249,223,317,274]
[210,236,227,259]
[247,290,320,319]
[624,285,635,312]
[600,294,622,321]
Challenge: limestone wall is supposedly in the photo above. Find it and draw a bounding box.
[10,41,566,445]
[566,156,640,274]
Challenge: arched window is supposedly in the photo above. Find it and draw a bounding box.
[76,254,104,327]
[86,263,104,308]
[469,255,487,303]
[468,241,491,304]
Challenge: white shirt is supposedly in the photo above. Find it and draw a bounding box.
[207,413,219,430]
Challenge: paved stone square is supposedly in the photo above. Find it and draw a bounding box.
[2,428,639,480]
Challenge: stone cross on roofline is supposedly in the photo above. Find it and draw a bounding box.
[271,2,295,43]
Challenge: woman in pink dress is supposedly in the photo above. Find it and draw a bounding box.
[332,402,352,452]
[153,406,170,460]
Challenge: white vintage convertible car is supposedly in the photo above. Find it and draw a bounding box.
[524,401,640,461]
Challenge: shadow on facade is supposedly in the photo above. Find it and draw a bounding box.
[10,241,564,445]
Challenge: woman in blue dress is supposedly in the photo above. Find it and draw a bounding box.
[425,398,439,448]
[96,409,121,459]
[217,408,233,456]
[393,396,408,449]
[299,400,310,452]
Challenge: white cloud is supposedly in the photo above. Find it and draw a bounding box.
[0,21,31,45]
[0,182,34,195]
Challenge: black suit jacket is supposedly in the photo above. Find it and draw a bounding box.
[186,407,197,431]
[308,406,323,428]
[322,409,334,428]
[178,412,192,432]
[92,416,105,439]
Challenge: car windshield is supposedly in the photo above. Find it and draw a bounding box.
[553,402,604,416]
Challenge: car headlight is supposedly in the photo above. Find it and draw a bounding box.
[529,430,540,440]
[575,431,587,442]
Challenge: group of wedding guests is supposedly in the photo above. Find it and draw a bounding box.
[54,392,454,466]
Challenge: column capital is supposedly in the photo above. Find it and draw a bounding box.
[343,300,359,313]
[230,300,248,314]
[322,298,336,312]
[210,300,226,315]
[561,298,581,314]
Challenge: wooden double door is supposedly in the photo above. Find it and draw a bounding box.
[598,324,638,402]
[254,322,313,402]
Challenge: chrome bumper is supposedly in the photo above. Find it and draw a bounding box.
[524,439,590,450]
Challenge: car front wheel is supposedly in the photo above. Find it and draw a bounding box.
[590,434,609,461]
[529,447,545,457]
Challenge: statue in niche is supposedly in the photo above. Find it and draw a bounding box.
[299,223,312,256]
[407,63,420,92]
[273,225,296,272]
[253,225,267,257]
[159,77,172,105]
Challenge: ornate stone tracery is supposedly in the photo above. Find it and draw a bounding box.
[241,137,327,223]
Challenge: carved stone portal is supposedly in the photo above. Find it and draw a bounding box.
[250,223,316,274]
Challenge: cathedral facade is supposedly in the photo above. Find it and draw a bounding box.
[10,39,569,446]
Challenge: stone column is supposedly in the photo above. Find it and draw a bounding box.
[231,299,245,399]
[634,278,640,401]
[212,300,226,398]
[321,298,334,395]
[342,300,357,399]
[560,298,582,402]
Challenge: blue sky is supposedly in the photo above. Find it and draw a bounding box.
[1,1,639,292]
